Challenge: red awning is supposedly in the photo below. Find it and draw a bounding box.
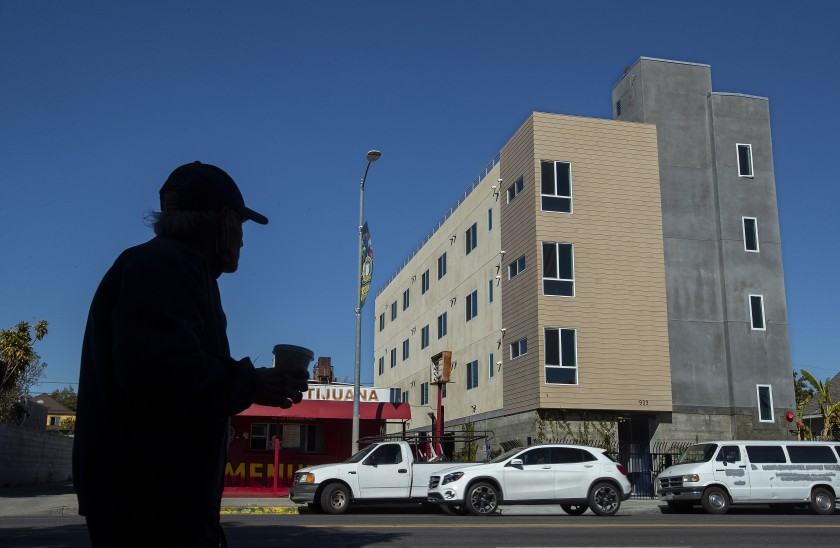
[238,400,411,420]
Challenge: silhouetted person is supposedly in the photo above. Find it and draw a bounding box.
[73,162,310,547]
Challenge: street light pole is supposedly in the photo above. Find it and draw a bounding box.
[353,149,381,454]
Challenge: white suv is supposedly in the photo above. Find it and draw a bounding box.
[428,444,631,516]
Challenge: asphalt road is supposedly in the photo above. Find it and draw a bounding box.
[2,510,839,547]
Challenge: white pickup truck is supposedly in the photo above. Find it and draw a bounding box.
[289,440,470,514]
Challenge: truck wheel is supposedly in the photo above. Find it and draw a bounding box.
[306,502,324,514]
[561,503,587,515]
[809,487,836,515]
[320,483,351,515]
[701,486,729,514]
[588,482,621,516]
[465,482,499,516]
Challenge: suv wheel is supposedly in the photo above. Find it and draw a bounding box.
[465,482,499,516]
[588,482,621,516]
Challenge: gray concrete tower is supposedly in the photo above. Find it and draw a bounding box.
[612,58,794,439]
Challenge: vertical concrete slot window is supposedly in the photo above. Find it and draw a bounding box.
[437,252,447,279]
[488,352,495,379]
[743,217,759,252]
[749,294,766,330]
[437,312,447,339]
[391,301,397,321]
[390,348,397,368]
[421,269,430,294]
[421,325,429,349]
[402,338,410,360]
[737,143,754,177]
[756,384,774,422]
[467,360,479,390]
[379,313,385,331]
[402,288,410,310]
[466,289,478,321]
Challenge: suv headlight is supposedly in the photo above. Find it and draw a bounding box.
[442,472,464,485]
[681,474,700,483]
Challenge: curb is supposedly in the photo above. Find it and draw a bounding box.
[220,506,299,515]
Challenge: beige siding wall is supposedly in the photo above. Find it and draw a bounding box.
[502,113,671,414]
[374,163,504,430]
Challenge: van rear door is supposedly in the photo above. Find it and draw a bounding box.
[712,445,751,501]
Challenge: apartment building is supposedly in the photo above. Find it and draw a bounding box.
[373,58,794,450]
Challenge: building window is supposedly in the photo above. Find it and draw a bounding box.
[508,255,526,279]
[465,223,478,255]
[438,252,447,279]
[489,352,495,379]
[737,144,753,177]
[488,208,493,231]
[251,423,324,452]
[743,217,759,252]
[510,337,528,359]
[437,312,447,339]
[545,327,578,385]
[402,338,410,360]
[467,359,479,390]
[390,348,397,368]
[402,390,409,404]
[488,279,494,303]
[421,269,430,294]
[378,356,384,376]
[540,160,572,213]
[421,325,430,349]
[420,382,429,405]
[442,383,447,398]
[379,313,385,332]
[507,176,524,203]
[757,384,773,422]
[466,290,478,321]
[403,289,410,311]
[749,294,766,331]
[391,301,397,321]
[543,242,575,296]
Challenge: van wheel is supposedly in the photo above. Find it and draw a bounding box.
[701,486,729,514]
[465,482,499,515]
[809,487,836,515]
[561,503,587,515]
[320,483,351,514]
[589,482,621,516]
[306,502,324,514]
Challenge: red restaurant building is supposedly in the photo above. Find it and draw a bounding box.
[224,383,411,495]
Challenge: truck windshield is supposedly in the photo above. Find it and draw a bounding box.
[677,443,718,464]
[344,444,377,464]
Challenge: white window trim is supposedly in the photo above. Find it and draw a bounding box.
[544,327,579,386]
[539,160,574,214]
[742,216,759,252]
[542,241,576,297]
[756,384,774,422]
[749,294,766,331]
[737,143,754,178]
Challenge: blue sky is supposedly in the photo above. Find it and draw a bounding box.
[2,1,838,396]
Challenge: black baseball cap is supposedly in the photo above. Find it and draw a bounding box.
[160,161,268,225]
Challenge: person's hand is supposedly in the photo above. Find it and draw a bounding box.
[253,367,310,408]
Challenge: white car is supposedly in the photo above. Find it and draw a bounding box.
[428,443,632,516]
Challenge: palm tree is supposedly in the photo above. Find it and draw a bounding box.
[800,369,838,440]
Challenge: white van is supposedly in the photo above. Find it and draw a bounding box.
[656,440,840,514]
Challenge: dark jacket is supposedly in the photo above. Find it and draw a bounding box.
[73,236,257,525]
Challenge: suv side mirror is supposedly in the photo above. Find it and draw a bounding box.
[508,458,524,467]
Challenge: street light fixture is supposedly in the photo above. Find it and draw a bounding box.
[353,149,381,454]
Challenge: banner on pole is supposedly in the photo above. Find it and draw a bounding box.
[359,222,373,308]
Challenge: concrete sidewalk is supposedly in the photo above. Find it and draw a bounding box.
[0,482,664,517]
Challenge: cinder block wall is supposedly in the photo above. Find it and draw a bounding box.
[0,423,73,487]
